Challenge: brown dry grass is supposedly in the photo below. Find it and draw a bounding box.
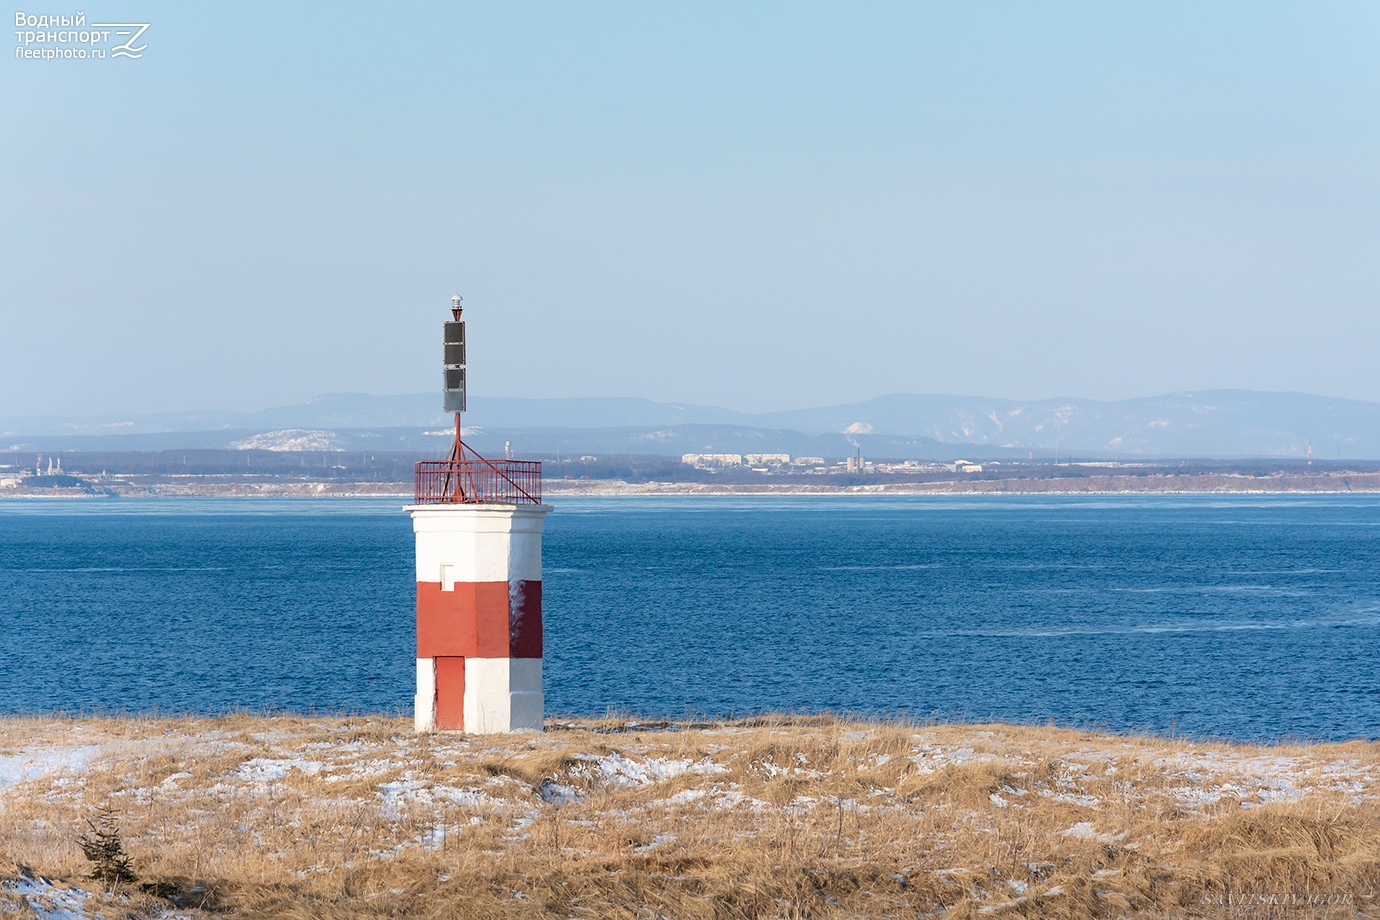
[1,714,1377,919]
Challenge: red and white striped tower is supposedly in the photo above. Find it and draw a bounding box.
[405,295,550,733]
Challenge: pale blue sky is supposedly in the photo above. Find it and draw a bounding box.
[4,2,1378,415]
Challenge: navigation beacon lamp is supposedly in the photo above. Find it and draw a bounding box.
[405,295,550,733]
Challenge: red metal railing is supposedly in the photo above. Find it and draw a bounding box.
[414,459,542,505]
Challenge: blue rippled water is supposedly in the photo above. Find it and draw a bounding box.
[1,494,1377,741]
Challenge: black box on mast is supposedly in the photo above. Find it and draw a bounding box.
[443,367,466,413]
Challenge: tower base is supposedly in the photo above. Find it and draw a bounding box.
[406,502,551,734]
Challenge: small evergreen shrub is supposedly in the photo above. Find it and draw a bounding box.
[77,807,137,886]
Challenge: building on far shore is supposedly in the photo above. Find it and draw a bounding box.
[682,453,745,468]
[33,454,62,476]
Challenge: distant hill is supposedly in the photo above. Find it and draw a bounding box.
[0,425,1016,463]
[748,390,1380,459]
[2,390,1377,459]
[0,395,745,437]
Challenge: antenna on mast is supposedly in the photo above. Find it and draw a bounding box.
[418,293,540,505]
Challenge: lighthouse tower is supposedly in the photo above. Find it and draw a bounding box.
[405,295,550,733]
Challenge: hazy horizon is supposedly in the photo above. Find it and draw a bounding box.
[5,3,1377,417]
[7,384,1380,424]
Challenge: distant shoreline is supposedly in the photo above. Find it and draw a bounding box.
[4,471,1380,499]
[547,473,1380,496]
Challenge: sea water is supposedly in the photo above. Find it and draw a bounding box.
[1,493,1377,741]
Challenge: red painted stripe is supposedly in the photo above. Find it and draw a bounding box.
[416,580,543,659]
[509,580,542,659]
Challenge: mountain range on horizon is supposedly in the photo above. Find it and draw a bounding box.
[3,389,1378,460]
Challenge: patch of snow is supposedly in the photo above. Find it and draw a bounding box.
[374,823,457,858]
[538,781,582,805]
[237,758,327,782]
[980,897,1028,913]
[249,732,299,743]
[1175,787,1225,808]
[709,786,770,810]
[0,872,188,920]
[575,752,728,787]
[3,874,94,920]
[432,785,497,808]
[1041,790,1102,808]
[754,758,823,779]
[1059,822,1123,843]
[635,833,676,852]
[0,746,102,797]
[907,744,1007,774]
[377,778,496,816]
[508,811,539,836]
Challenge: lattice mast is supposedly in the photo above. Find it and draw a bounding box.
[416,295,541,505]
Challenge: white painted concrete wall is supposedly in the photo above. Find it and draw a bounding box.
[464,658,543,734]
[508,524,543,584]
[414,657,436,732]
[407,504,550,584]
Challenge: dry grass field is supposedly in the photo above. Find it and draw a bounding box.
[1,714,1377,919]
